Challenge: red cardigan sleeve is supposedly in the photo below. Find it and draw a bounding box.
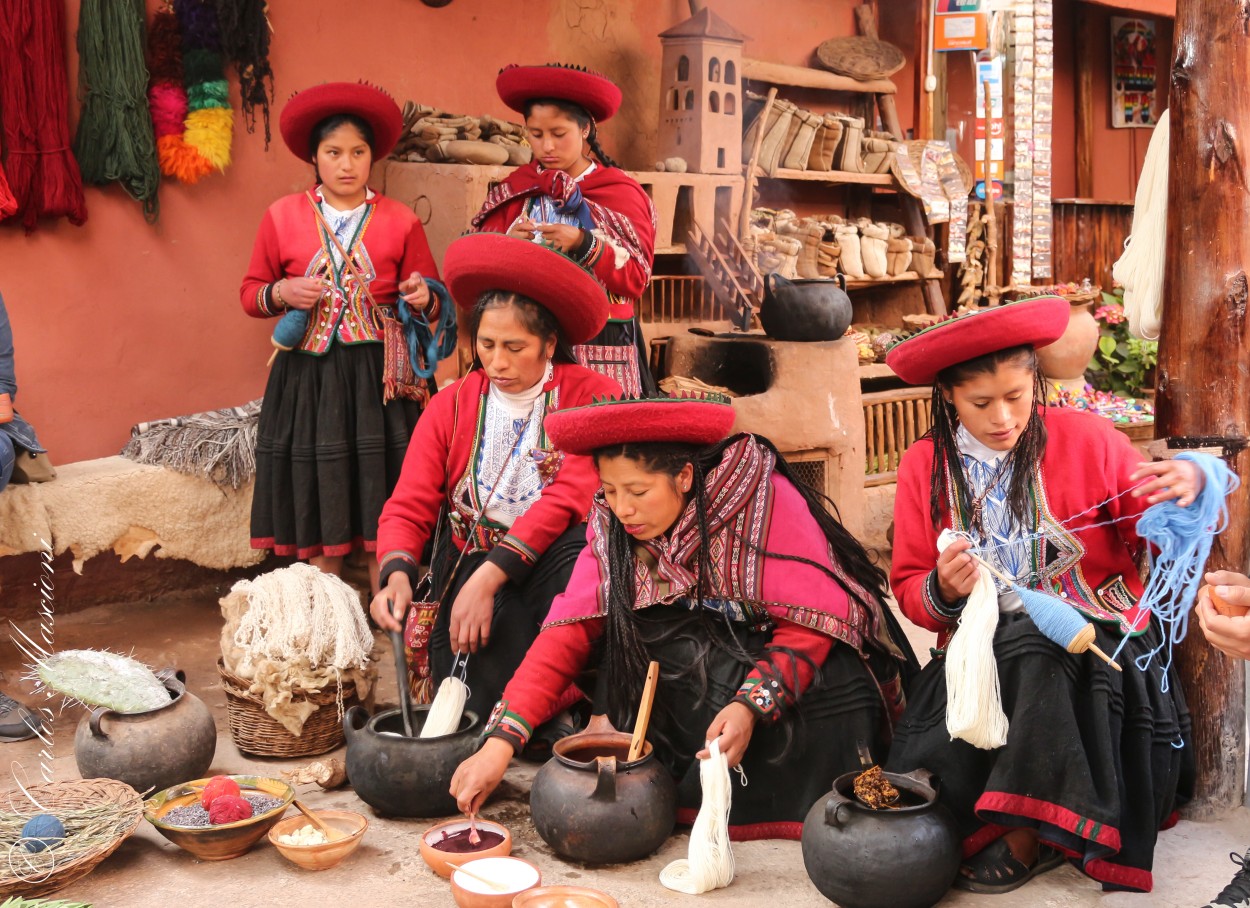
[585,179,655,301]
[890,439,955,634]
[240,206,284,318]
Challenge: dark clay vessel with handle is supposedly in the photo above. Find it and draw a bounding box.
[759,272,854,342]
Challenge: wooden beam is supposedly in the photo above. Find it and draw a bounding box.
[915,0,935,140]
[1158,0,1250,816]
[741,59,897,95]
[1074,4,1096,198]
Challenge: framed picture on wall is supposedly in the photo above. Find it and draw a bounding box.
[1110,16,1158,128]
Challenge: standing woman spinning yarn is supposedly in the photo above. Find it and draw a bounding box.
[884,297,1202,896]
[472,64,657,397]
[241,82,450,594]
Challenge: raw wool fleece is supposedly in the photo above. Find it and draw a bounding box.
[220,563,376,736]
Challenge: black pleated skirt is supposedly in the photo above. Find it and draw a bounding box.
[251,342,419,558]
[885,612,1193,893]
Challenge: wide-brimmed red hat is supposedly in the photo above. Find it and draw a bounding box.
[279,81,403,161]
[496,64,622,123]
[442,233,609,345]
[545,394,736,456]
[885,296,1070,385]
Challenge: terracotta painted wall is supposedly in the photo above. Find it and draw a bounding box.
[1,0,918,465]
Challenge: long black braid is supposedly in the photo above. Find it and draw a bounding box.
[927,345,1050,529]
[596,434,892,745]
[522,98,621,168]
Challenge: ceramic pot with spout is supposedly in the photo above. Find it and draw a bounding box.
[759,272,854,343]
[529,714,676,864]
[801,767,960,908]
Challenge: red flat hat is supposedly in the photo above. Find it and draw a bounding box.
[442,233,609,346]
[885,296,1071,385]
[280,81,403,161]
[497,64,622,123]
[545,395,737,456]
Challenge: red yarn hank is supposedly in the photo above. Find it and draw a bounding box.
[0,161,17,221]
[0,0,88,230]
[200,775,241,809]
[207,793,253,825]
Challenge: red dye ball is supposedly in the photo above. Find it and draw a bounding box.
[200,775,241,809]
[208,794,254,825]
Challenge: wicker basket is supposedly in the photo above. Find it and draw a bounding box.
[0,778,143,898]
[815,36,906,80]
[218,659,360,758]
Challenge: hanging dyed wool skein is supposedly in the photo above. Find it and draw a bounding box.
[420,677,469,738]
[659,737,735,894]
[147,4,203,183]
[212,0,274,146]
[74,0,161,219]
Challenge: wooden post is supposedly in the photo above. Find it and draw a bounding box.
[1158,0,1250,816]
[1074,4,1095,198]
[915,0,935,141]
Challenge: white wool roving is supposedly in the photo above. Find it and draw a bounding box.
[420,676,468,738]
[1112,107,1169,341]
[659,737,735,894]
[230,563,373,672]
[938,530,1008,750]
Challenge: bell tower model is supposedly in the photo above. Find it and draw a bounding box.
[656,7,747,174]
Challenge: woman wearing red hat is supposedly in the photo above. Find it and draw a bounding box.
[370,233,621,724]
[471,63,657,397]
[449,394,916,834]
[241,81,451,593]
[884,297,1202,895]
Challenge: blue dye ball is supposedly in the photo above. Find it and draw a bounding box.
[22,813,65,853]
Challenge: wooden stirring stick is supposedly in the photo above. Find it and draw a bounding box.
[627,661,660,762]
[446,860,508,892]
[293,799,344,842]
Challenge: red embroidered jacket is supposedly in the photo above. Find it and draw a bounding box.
[240,189,441,354]
[472,163,655,321]
[892,407,1151,646]
[376,364,621,585]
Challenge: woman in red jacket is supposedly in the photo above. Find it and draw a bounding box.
[884,297,1204,895]
[449,395,915,834]
[471,63,657,397]
[371,233,620,723]
[241,82,450,593]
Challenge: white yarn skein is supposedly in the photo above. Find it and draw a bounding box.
[659,737,735,894]
[420,676,468,738]
[1112,107,1169,341]
[938,530,1009,750]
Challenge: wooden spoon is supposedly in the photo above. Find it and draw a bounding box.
[446,860,508,892]
[627,661,660,762]
[293,799,344,842]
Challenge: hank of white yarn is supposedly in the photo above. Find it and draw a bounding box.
[420,676,468,738]
[938,530,1009,750]
[659,737,735,894]
[1112,107,1169,341]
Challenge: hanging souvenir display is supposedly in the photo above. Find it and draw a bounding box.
[73,0,161,219]
[0,0,88,229]
[1031,0,1053,280]
[1010,1,1033,287]
[213,0,275,146]
[147,0,233,184]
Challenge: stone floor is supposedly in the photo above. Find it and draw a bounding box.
[2,589,1249,907]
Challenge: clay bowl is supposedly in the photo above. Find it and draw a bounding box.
[420,818,512,878]
[143,775,294,861]
[1202,584,1250,618]
[450,856,542,908]
[512,885,620,908]
[267,809,368,870]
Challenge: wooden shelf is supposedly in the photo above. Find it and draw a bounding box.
[858,363,896,380]
[846,271,944,289]
[753,167,895,186]
[654,243,688,256]
[741,58,897,95]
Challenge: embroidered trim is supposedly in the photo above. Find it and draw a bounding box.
[921,570,961,625]
[736,675,785,722]
[379,549,420,568]
[484,700,532,750]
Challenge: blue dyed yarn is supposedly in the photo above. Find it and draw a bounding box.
[399,277,457,381]
[1108,452,1239,685]
[22,813,65,852]
[271,308,308,349]
[1015,585,1089,649]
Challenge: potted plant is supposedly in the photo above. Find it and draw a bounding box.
[1086,289,1158,399]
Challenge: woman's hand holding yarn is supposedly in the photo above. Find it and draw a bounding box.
[700,701,756,768]
[1130,458,1205,507]
[449,563,507,654]
[450,736,513,816]
[398,271,430,311]
[936,536,978,604]
[369,572,412,632]
[508,217,539,240]
[279,276,326,311]
[532,222,583,253]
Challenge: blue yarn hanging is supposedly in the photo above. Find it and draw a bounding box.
[398,277,457,381]
[1107,452,1239,683]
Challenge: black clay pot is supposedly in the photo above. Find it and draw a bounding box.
[529,714,676,864]
[74,669,216,795]
[801,768,960,908]
[344,704,480,817]
[759,272,854,342]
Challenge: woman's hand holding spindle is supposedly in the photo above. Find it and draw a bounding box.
[369,572,412,632]
[1130,459,1205,507]
[700,701,756,768]
[279,276,325,311]
[936,536,978,604]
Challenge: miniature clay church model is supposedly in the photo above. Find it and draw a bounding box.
[656,7,746,174]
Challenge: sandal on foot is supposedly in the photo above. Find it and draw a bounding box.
[954,838,1064,894]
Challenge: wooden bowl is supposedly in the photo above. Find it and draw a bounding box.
[1203,584,1250,618]
[267,809,367,870]
[143,775,294,861]
[451,856,542,908]
[512,885,620,908]
[420,818,512,878]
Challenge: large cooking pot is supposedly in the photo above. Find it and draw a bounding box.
[759,272,853,342]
